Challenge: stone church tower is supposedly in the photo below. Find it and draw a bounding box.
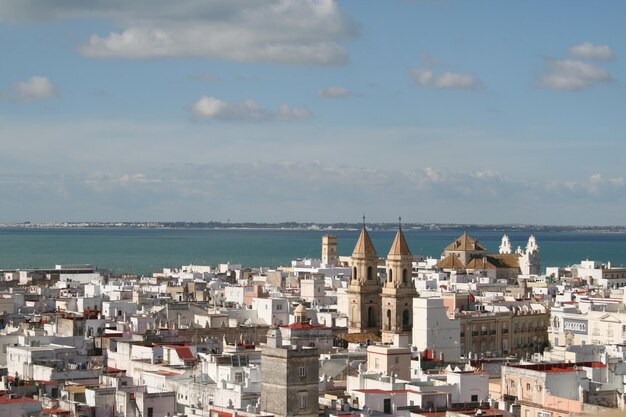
[321,235,338,266]
[347,225,381,334]
[381,225,417,344]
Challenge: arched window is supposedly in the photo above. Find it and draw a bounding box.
[367,266,373,280]
[353,267,358,281]
[402,269,408,284]
[386,309,392,330]
[388,269,393,283]
[367,306,375,327]
[402,309,410,330]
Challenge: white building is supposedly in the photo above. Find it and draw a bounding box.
[412,297,461,362]
[252,298,289,326]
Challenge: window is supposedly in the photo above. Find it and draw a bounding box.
[299,366,306,377]
[234,372,243,383]
[375,358,380,369]
[527,383,531,391]
[299,392,307,409]
[148,407,154,417]
[471,395,478,402]
[276,304,283,311]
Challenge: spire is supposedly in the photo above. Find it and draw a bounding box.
[388,223,411,257]
[352,225,377,258]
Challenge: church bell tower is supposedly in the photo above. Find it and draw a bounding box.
[347,221,381,334]
[381,220,416,344]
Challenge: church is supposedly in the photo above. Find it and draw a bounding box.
[341,227,541,344]
[436,231,541,279]
[346,223,417,344]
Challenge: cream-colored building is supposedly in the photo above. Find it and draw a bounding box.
[366,344,412,381]
[549,301,626,348]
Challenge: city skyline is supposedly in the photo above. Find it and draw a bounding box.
[1,1,625,225]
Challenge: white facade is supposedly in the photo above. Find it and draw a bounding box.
[412,297,461,361]
[102,300,138,319]
[252,298,289,326]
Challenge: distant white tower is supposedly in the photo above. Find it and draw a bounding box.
[526,235,539,253]
[519,235,541,275]
[499,234,512,254]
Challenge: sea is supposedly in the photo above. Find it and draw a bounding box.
[0,227,625,275]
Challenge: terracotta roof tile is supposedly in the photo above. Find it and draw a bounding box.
[444,231,487,252]
[173,346,195,361]
[436,253,465,269]
[388,228,411,257]
[352,227,378,258]
[341,331,381,343]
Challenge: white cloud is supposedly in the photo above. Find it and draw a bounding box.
[318,86,350,97]
[569,42,614,60]
[409,57,483,90]
[0,0,355,65]
[539,59,612,90]
[191,96,311,122]
[3,163,624,224]
[3,76,58,101]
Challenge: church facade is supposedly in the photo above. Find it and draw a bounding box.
[347,225,417,344]
[436,231,541,280]
[344,229,541,344]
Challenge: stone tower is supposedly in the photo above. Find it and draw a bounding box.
[381,225,417,344]
[260,327,319,417]
[347,225,381,334]
[321,235,338,266]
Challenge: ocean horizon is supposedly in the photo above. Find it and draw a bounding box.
[1,227,625,275]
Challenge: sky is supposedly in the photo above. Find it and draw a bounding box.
[1,0,625,225]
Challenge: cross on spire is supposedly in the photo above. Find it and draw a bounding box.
[398,216,402,230]
[362,213,366,228]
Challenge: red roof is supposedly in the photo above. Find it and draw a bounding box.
[156,371,180,377]
[509,361,606,373]
[283,322,325,329]
[42,408,70,415]
[105,367,127,374]
[34,380,62,385]
[210,409,235,417]
[174,346,195,361]
[0,395,39,404]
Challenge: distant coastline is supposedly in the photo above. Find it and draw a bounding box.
[1,221,625,233]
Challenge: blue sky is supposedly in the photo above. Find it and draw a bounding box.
[1,1,625,225]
